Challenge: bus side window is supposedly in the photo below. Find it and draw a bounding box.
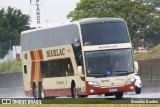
[24,65,27,74]
[67,60,74,76]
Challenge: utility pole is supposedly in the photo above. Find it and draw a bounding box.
[9,40,12,50]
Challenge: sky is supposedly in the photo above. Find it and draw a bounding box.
[0,0,80,27]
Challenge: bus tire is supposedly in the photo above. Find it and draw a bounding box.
[38,82,44,99]
[33,83,38,99]
[105,93,114,96]
[78,95,88,98]
[115,92,123,99]
[71,82,77,98]
[135,86,141,94]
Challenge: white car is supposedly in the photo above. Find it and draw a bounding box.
[135,73,142,94]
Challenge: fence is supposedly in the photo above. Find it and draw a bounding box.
[138,58,160,80]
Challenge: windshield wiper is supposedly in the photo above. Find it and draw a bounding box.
[112,71,129,75]
[115,70,127,72]
[88,73,111,77]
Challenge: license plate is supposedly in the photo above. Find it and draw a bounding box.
[109,88,117,92]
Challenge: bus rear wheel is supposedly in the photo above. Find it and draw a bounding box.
[33,83,38,99]
[115,92,123,99]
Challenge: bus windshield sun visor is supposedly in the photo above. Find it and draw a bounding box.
[81,22,130,46]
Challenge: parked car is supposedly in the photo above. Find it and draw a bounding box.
[135,73,142,94]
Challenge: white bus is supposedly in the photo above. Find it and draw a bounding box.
[21,18,137,99]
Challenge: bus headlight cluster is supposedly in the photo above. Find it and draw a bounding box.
[88,81,99,86]
[125,78,135,84]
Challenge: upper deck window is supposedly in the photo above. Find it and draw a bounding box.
[81,22,130,46]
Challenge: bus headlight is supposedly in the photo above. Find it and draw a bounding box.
[125,78,135,84]
[88,81,100,86]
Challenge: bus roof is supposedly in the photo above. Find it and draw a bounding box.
[21,22,78,35]
[21,18,126,51]
[21,23,80,51]
[79,17,124,25]
[21,17,124,35]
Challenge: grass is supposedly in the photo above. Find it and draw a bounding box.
[0,60,21,74]
[42,98,112,104]
[134,44,160,61]
[40,98,160,104]
[0,104,160,107]
[0,98,159,105]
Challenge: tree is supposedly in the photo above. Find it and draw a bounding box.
[135,0,160,6]
[67,0,160,48]
[0,7,30,58]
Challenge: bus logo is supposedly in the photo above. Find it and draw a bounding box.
[46,48,65,57]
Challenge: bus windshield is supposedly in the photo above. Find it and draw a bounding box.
[85,49,133,77]
[81,22,130,46]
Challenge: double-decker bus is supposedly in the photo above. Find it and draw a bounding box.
[21,18,137,99]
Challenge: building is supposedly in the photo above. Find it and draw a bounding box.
[0,46,21,62]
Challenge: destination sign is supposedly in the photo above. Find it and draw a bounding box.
[98,44,118,49]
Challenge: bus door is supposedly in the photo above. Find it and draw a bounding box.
[22,63,31,92]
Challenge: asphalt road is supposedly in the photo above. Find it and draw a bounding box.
[0,72,160,99]
[0,72,25,98]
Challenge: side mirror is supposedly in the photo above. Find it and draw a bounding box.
[78,66,83,75]
[134,61,139,73]
[68,64,71,72]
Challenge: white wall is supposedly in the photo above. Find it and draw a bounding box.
[0,46,21,62]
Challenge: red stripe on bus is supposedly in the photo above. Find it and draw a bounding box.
[30,50,43,92]
[34,61,39,86]
[25,88,86,97]
[39,65,42,82]
[34,61,42,84]
[44,88,83,97]
[38,49,43,60]
[44,88,71,97]
[34,50,39,60]
[30,51,35,60]
[30,62,35,88]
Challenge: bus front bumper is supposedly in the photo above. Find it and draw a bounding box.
[85,81,135,95]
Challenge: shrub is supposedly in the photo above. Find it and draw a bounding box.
[0,60,21,74]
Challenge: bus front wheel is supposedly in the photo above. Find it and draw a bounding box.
[115,92,123,99]
[135,86,141,94]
